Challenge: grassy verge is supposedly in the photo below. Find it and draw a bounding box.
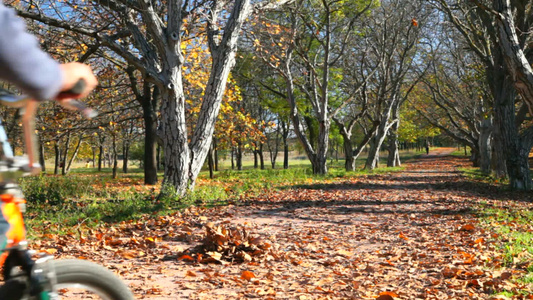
[478,206,533,296]
[460,168,507,186]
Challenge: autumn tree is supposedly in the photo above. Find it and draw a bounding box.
[361,0,428,170]
[234,50,293,169]
[251,0,375,174]
[433,0,533,189]
[414,34,496,173]
[15,0,291,195]
[332,40,379,171]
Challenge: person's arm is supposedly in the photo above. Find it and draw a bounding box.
[0,2,63,100]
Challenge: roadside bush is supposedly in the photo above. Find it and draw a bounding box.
[19,175,96,205]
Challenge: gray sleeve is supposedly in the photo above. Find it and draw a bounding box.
[0,3,63,100]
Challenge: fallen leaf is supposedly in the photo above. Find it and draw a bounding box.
[241,270,255,281]
[178,254,195,261]
[460,224,475,231]
[379,291,399,297]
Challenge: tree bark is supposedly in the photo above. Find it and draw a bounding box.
[208,142,214,179]
[98,144,103,172]
[282,120,289,169]
[259,143,265,170]
[236,142,243,171]
[142,86,158,184]
[387,135,401,167]
[387,115,401,168]
[159,83,190,195]
[492,70,532,190]
[366,117,395,170]
[231,147,235,170]
[54,142,60,175]
[213,137,219,171]
[253,148,258,168]
[61,132,71,176]
[479,118,492,174]
[494,0,533,114]
[491,127,507,178]
[66,135,83,174]
[156,144,161,171]
[39,139,46,172]
[111,134,118,179]
[334,119,355,171]
[92,147,96,168]
[342,136,355,171]
[313,118,330,174]
[122,142,129,174]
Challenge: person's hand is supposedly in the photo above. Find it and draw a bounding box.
[57,62,98,99]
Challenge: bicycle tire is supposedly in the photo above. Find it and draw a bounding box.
[0,259,134,300]
[0,278,25,300]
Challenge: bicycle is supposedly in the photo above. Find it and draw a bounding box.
[0,82,134,300]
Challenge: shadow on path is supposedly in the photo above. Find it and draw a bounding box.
[240,154,532,226]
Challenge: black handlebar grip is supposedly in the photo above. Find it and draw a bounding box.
[58,79,86,98]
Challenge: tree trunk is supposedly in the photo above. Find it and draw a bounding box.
[61,132,71,176]
[304,115,318,149]
[107,152,111,168]
[112,135,118,179]
[387,137,401,167]
[231,147,235,170]
[283,144,289,169]
[92,147,96,168]
[54,142,60,175]
[184,0,252,190]
[208,142,214,179]
[39,139,46,172]
[236,143,243,171]
[470,146,480,168]
[98,144,103,171]
[156,144,161,171]
[213,137,219,171]
[143,92,158,184]
[493,71,531,190]
[366,101,396,170]
[66,135,83,173]
[122,143,129,174]
[282,120,289,169]
[159,84,190,195]
[366,121,390,170]
[343,136,355,171]
[387,119,401,168]
[259,143,265,170]
[479,118,492,174]
[494,0,533,114]
[491,128,507,178]
[312,119,329,175]
[334,119,354,171]
[253,148,258,169]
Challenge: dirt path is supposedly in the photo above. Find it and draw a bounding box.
[42,149,533,299]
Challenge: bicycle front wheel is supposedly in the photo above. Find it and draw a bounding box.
[0,259,134,300]
[52,259,134,300]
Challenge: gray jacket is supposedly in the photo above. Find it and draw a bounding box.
[0,3,63,100]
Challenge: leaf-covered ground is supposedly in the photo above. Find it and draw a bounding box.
[32,149,533,299]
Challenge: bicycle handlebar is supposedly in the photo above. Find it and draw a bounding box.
[0,79,98,174]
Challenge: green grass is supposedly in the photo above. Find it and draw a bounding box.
[460,168,507,186]
[478,206,533,296]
